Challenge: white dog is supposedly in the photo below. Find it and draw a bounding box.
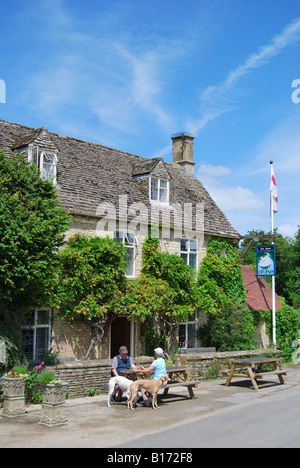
[107,376,133,407]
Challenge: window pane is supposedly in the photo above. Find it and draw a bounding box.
[189,253,197,271]
[23,329,34,360]
[159,187,167,203]
[151,178,158,200]
[44,153,56,161]
[187,324,196,348]
[126,246,135,276]
[180,253,188,264]
[42,162,56,181]
[36,310,50,325]
[114,231,123,243]
[36,328,50,360]
[179,324,186,347]
[189,239,198,251]
[180,239,188,251]
[126,234,135,245]
[33,147,38,166]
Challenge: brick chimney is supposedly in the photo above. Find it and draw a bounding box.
[171,133,195,175]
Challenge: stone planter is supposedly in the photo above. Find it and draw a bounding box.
[39,382,68,427]
[1,377,26,418]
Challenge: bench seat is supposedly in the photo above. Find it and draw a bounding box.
[162,380,202,399]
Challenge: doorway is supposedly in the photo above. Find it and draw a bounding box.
[110,317,131,358]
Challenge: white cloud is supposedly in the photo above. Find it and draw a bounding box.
[208,185,264,213]
[197,163,264,213]
[278,224,299,238]
[186,17,300,135]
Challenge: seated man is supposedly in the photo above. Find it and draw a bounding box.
[111,346,137,401]
[111,345,137,377]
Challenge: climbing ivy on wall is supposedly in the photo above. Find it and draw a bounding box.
[197,238,256,351]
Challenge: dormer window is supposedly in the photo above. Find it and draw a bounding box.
[29,146,58,185]
[150,177,169,204]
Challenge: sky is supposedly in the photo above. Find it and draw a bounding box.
[1,0,300,238]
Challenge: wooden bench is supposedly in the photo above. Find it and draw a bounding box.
[223,358,288,391]
[162,380,201,399]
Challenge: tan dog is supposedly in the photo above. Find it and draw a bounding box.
[127,375,169,410]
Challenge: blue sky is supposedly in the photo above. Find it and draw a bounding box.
[1,0,300,238]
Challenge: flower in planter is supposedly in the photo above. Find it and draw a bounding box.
[5,367,29,379]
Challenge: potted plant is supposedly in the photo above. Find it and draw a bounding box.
[1,367,28,418]
[37,370,68,427]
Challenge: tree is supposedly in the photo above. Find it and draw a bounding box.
[0,151,70,363]
[285,226,300,308]
[0,152,70,307]
[114,237,199,355]
[55,234,128,358]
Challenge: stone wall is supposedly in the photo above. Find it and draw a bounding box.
[52,357,153,398]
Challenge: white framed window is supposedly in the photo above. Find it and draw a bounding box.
[22,309,52,361]
[179,313,197,348]
[40,152,58,184]
[28,146,58,185]
[180,238,198,272]
[114,230,137,278]
[150,177,169,204]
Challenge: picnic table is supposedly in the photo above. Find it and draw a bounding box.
[123,366,200,399]
[223,357,287,391]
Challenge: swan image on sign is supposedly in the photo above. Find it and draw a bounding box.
[256,245,276,277]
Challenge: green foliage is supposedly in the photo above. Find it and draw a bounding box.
[36,370,56,385]
[55,234,128,321]
[255,300,300,361]
[12,365,28,375]
[196,238,245,315]
[0,304,26,368]
[127,237,198,323]
[198,301,256,351]
[197,238,255,351]
[0,151,70,308]
[142,237,197,307]
[200,238,245,301]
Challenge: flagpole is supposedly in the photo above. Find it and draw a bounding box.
[270,161,277,347]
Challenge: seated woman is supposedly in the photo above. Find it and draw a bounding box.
[138,347,167,379]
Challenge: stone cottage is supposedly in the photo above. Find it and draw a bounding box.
[0,120,240,361]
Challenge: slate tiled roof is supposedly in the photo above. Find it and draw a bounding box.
[241,265,281,311]
[0,119,240,239]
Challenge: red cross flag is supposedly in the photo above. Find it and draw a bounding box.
[270,162,278,214]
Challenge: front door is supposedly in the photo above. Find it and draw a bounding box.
[110,317,130,358]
